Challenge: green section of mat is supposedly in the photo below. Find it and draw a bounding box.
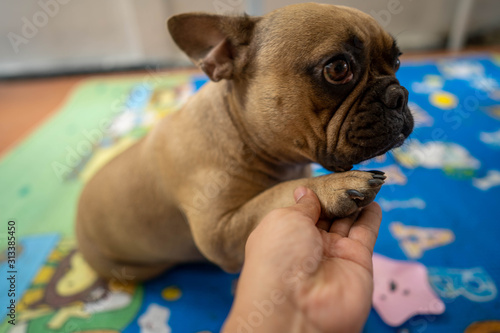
[0,74,193,239]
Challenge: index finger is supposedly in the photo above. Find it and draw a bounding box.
[348,202,382,252]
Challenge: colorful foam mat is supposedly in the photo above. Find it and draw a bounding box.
[1,55,499,332]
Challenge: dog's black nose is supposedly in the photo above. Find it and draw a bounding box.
[382,84,406,110]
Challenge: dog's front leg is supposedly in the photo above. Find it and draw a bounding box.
[183,170,385,272]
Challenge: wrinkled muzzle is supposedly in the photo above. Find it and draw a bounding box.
[339,77,414,166]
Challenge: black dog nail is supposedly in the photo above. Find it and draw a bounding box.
[372,174,387,180]
[368,170,385,175]
[347,189,365,200]
[368,179,384,186]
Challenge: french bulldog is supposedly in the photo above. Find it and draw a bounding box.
[76,3,413,281]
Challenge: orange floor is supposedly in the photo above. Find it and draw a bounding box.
[0,72,152,156]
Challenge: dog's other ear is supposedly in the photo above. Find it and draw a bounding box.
[167,13,260,82]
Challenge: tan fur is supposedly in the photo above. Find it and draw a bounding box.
[76,3,413,281]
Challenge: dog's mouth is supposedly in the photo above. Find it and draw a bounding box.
[317,111,413,173]
[344,101,413,164]
[322,82,414,172]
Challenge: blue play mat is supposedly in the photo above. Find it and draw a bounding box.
[1,55,499,332]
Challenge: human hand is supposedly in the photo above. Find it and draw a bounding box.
[222,186,382,333]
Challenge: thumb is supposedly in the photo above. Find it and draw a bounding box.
[292,186,321,223]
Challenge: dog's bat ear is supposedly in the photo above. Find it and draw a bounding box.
[167,13,260,82]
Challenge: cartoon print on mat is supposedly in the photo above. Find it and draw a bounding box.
[359,154,387,166]
[389,222,455,259]
[378,198,426,212]
[473,170,500,191]
[372,254,445,327]
[438,59,500,103]
[489,88,500,100]
[438,60,486,81]
[410,73,460,110]
[121,264,236,333]
[0,234,60,325]
[428,267,498,302]
[10,242,142,333]
[429,91,459,110]
[57,81,195,183]
[138,304,172,333]
[161,287,182,301]
[470,76,499,93]
[482,105,500,119]
[411,74,444,94]
[465,321,500,333]
[3,58,500,333]
[480,129,500,148]
[408,102,434,127]
[376,165,408,185]
[393,140,480,176]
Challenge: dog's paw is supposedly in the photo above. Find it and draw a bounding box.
[315,170,385,218]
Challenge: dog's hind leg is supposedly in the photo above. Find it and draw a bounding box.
[76,225,174,282]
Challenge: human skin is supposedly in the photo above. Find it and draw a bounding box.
[222,186,382,333]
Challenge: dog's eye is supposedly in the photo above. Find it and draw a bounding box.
[324,59,353,84]
[394,58,401,71]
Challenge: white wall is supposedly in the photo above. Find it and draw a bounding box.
[0,0,498,77]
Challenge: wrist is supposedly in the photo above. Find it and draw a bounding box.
[222,266,322,333]
[222,269,289,332]
[223,307,323,333]
[223,293,321,333]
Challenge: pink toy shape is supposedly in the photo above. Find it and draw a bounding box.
[372,253,445,327]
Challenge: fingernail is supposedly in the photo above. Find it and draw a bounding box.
[294,186,308,202]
